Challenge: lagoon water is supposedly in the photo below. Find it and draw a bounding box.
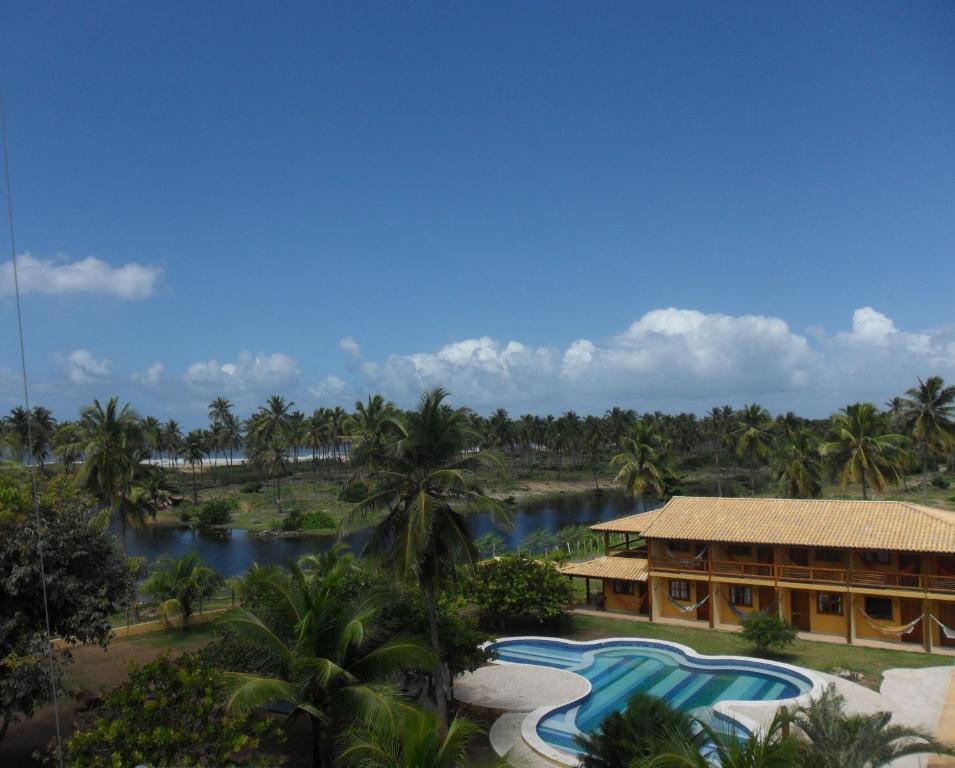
[122,490,654,575]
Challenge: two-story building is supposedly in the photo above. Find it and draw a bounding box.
[560,496,955,652]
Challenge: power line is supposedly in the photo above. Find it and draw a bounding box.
[1,93,65,768]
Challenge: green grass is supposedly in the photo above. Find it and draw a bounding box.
[564,614,952,689]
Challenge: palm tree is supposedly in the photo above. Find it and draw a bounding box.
[141,552,222,629]
[773,426,823,498]
[79,397,143,552]
[900,376,955,499]
[337,707,508,768]
[577,692,700,768]
[633,708,798,768]
[794,684,954,767]
[704,405,734,497]
[821,403,906,500]
[734,403,774,495]
[182,429,209,503]
[305,410,331,491]
[141,415,163,464]
[342,387,511,725]
[611,420,675,500]
[51,421,85,475]
[28,406,56,468]
[222,548,433,768]
[208,396,234,427]
[583,416,607,490]
[6,405,31,463]
[221,411,243,466]
[345,394,400,474]
[162,419,183,467]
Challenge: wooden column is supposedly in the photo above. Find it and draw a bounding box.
[625,533,630,551]
[603,532,610,556]
[708,544,715,628]
[647,576,655,622]
[924,596,933,653]
[846,592,854,644]
[585,577,591,604]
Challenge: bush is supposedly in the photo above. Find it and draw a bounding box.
[179,509,192,523]
[278,509,336,532]
[240,480,263,494]
[740,610,798,653]
[63,654,278,767]
[932,474,950,490]
[338,482,368,503]
[196,497,235,529]
[472,554,574,628]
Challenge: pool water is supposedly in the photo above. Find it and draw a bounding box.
[491,638,812,756]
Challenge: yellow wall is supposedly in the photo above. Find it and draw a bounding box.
[853,594,901,640]
[658,578,703,620]
[718,582,759,626]
[808,591,848,636]
[604,580,645,613]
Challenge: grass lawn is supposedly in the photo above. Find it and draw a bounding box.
[564,614,953,690]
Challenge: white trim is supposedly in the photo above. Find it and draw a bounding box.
[484,635,827,767]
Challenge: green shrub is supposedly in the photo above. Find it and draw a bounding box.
[338,482,368,503]
[179,509,192,523]
[472,554,574,628]
[196,497,235,528]
[931,474,950,490]
[278,509,336,532]
[240,480,263,494]
[740,609,798,653]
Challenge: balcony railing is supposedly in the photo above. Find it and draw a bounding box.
[650,557,955,594]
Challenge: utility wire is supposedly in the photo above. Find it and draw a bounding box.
[1,93,65,768]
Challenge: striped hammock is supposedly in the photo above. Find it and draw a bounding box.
[930,614,955,640]
[717,589,752,620]
[857,606,923,636]
[665,545,708,561]
[665,592,710,613]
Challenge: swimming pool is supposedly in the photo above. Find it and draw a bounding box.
[488,637,818,761]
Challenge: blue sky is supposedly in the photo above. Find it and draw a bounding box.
[1,1,954,425]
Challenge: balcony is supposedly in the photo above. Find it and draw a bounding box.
[650,557,955,595]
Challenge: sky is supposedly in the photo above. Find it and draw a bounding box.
[1,1,954,426]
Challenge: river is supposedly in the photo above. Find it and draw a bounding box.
[122,490,655,575]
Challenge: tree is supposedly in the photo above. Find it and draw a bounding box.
[0,473,129,747]
[794,684,955,768]
[78,397,144,552]
[343,387,510,725]
[900,376,955,499]
[344,394,400,475]
[475,531,507,558]
[611,420,675,500]
[141,552,222,629]
[633,708,798,768]
[64,654,277,767]
[338,707,507,768]
[471,554,573,628]
[773,427,823,498]
[208,396,234,427]
[222,548,433,767]
[51,421,84,475]
[734,404,774,495]
[577,692,700,768]
[182,429,210,503]
[739,610,798,653]
[704,406,734,496]
[162,418,183,466]
[821,403,906,499]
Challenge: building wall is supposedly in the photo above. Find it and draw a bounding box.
[807,590,848,636]
[657,577,704,621]
[603,580,644,613]
[717,581,759,626]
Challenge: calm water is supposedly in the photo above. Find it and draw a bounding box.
[122,490,653,575]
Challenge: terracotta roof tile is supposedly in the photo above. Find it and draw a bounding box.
[560,556,649,582]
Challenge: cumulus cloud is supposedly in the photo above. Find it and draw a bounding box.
[0,253,161,299]
[131,362,164,387]
[64,349,112,384]
[308,374,347,399]
[354,307,955,414]
[184,351,299,393]
[338,337,362,357]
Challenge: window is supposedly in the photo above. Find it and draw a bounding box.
[612,581,634,595]
[862,551,891,565]
[669,581,691,601]
[864,596,894,620]
[668,540,691,552]
[727,545,752,557]
[817,593,843,615]
[730,585,753,606]
[815,549,843,563]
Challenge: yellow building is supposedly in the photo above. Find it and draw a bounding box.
[560,496,955,653]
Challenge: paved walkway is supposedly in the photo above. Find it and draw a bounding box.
[455,664,589,714]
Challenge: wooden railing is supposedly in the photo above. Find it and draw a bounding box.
[650,557,955,594]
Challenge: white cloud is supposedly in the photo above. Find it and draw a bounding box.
[65,349,112,384]
[184,351,299,393]
[0,253,161,300]
[308,374,347,399]
[131,362,164,387]
[338,336,362,357]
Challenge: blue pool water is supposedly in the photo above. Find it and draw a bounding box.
[490,638,812,756]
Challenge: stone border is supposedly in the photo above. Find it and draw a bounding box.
[486,635,828,766]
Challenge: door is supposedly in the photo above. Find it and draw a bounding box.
[900,599,923,644]
[759,587,777,615]
[696,584,710,622]
[939,602,955,648]
[790,590,811,632]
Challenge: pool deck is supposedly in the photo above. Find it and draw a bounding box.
[462,636,954,768]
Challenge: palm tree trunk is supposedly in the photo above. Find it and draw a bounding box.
[715,450,722,497]
[423,572,449,726]
[310,716,325,768]
[191,468,198,504]
[923,453,929,501]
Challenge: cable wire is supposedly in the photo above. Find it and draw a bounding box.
[1,93,66,768]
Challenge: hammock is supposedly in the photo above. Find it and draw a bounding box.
[665,545,708,561]
[666,592,710,614]
[930,614,955,640]
[717,589,752,620]
[857,606,923,636]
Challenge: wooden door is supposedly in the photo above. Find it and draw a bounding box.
[759,587,777,614]
[790,590,811,632]
[939,602,955,648]
[696,585,710,622]
[900,599,923,644]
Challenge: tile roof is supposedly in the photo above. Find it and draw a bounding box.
[559,556,649,582]
[593,496,955,553]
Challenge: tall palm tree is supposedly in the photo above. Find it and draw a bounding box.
[705,405,735,496]
[27,406,56,468]
[342,387,511,725]
[821,403,906,500]
[51,421,85,475]
[305,410,331,491]
[208,396,234,427]
[141,415,163,464]
[611,420,675,500]
[246,396,294,500]
[734,403,774,495]
[162,419,183,467]
[794,684,954,767]
[5,405,32,463]
[222,548,432,768]
[221,411,243,466]
[337,707,508,768]
[773,426,823,498]
[182,429,209,503]
[141,552,222,629]
[900,375,955,499]
[583,416,607,490]
[345,394,401,476]
[79,397,143,552]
